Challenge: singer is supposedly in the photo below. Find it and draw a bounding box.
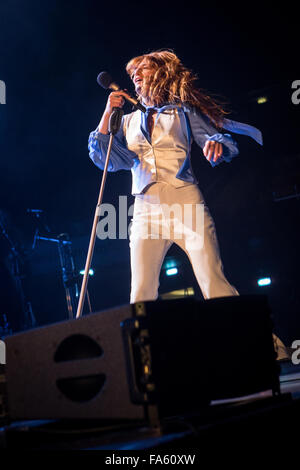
[88,50,262,303]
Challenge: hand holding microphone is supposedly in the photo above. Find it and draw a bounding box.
[104,90,130,115]
[97,71,146,113]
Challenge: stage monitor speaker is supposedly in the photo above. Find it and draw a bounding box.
[5,303,144,421]
[4,295,280,422]
[121,294,280,417]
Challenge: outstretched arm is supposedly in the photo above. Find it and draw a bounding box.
[186,108,239,167]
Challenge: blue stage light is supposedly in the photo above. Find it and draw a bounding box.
[166,267,178,276]
[80,269,94,276]
[257,277,271,286]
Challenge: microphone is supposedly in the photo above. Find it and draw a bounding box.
[97,71,146,113]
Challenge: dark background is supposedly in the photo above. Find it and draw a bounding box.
[0,1,299,346]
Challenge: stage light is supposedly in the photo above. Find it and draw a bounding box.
[166,267,178,276]
[79,269,94,276]
[257,277,271,286]
[257,96,268,104]
[164,258,177,269]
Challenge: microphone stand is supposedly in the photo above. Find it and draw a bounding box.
[76,107,124,319]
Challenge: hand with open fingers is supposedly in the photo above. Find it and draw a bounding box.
[105,90,131,115]
[203,140,223,163]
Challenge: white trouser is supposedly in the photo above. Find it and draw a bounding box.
[129,182,239,303]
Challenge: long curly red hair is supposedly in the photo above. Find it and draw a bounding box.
[126,50,228,128]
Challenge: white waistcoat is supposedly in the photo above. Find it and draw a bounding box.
[123,108,192,195]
